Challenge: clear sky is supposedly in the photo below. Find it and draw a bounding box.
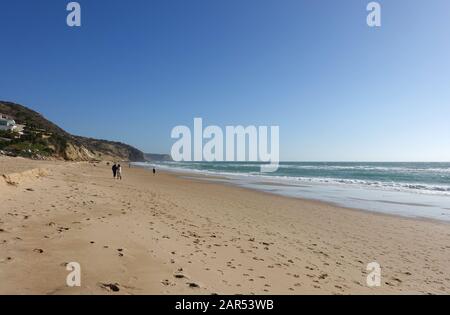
[1,0,449,161]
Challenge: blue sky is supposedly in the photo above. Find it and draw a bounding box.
[1,0,449,161]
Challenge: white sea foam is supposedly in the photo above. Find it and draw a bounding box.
[136,162,450,196]
[133,162,450,221]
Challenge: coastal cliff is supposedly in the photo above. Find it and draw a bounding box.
[0,101,145,162]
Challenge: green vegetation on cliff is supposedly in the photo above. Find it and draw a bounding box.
[0,101,145,161]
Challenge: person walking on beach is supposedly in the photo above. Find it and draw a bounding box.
[112,163,117,179]
[153,167,156,175]
[116,164,123,180]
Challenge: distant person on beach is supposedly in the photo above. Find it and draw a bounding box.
[112,163,117,179]
[153,167,156,175]
[117,164,122,180]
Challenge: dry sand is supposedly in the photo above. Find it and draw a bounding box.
[1,156,449,295]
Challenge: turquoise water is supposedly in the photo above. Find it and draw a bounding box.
[141,161,450,195]
[134,161,450,221]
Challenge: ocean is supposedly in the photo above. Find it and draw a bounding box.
[134,161,450,222]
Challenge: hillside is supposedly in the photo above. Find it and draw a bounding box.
[0,101,146,162]
[143,153,172,161]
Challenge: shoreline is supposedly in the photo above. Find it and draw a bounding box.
[177,171,450,227]
[136,163,450,225]
[1,157,450,294]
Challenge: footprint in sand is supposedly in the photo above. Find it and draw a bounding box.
[0,257,13,263]
[319,273,328,280]
[100,283,120,292]
[161,279,174,286]
[187,282,200,288]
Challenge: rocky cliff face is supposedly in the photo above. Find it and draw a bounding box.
[70,136,146,162]
[0,101,146,162]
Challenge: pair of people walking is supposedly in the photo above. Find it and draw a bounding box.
[112,163,122,180]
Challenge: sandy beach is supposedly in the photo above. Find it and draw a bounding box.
[1,156,449,295]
